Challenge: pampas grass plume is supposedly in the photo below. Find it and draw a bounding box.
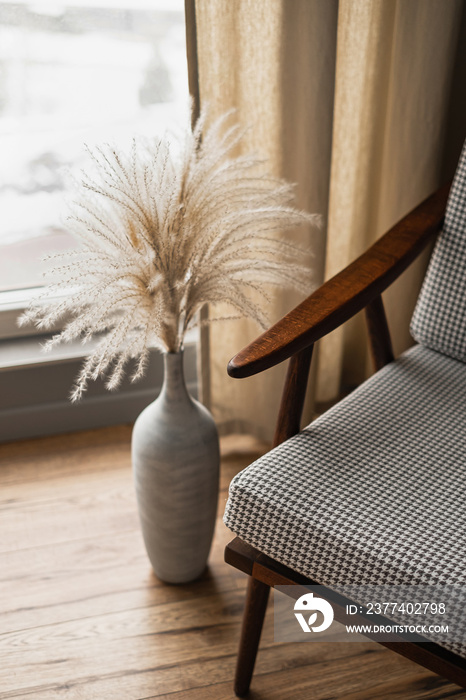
[19,110,321,401]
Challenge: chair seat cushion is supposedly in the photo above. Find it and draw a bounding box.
[224,345,466,652]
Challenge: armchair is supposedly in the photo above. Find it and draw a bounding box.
[223,144,466,696]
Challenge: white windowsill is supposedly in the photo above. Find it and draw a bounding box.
[0,334,101,370]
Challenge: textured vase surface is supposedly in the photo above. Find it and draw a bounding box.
[132,351,220,584]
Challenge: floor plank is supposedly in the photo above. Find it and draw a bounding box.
[0,426,464,699]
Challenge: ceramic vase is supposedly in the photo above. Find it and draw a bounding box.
[132,351,220,584]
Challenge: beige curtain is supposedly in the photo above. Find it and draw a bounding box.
[317,0,463,401]
[194,0,463,442]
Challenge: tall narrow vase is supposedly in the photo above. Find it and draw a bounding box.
[132,351,220,584]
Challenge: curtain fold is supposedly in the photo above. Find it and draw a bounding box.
[316,0,464,400]
[195,0,338,441]
[194,0,464,442]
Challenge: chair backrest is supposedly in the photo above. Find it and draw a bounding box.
[410,142,466,362]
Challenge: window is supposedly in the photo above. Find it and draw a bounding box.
[1,0,188,328]
[0,0,197,441]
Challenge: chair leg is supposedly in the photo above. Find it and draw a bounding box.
[234,575,271,697]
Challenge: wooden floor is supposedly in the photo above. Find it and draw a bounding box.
[0,426,465,700]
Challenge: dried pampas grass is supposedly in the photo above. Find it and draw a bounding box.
[19,110,320,400]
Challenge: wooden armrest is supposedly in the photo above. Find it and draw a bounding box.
[228,183,450,379]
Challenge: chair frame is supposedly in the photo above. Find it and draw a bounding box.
[224,183,466,696]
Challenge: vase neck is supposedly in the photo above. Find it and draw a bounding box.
[161,351,190,404]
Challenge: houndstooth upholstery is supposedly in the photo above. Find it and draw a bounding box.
[225,150,466,655]
[411,141,466,360]
[224,344,466,655]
